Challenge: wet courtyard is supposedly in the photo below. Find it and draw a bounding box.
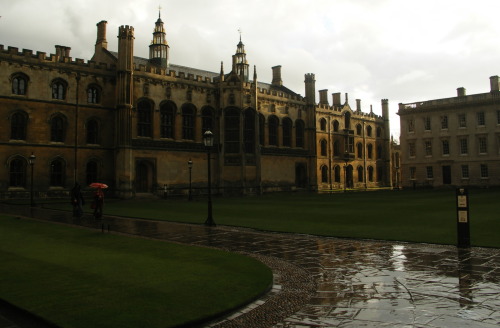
[1,206,499,328]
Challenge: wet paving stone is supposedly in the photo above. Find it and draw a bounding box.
[1,205,499,328]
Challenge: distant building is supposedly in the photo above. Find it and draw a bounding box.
[0,12,392,199]
[398,76,500,188]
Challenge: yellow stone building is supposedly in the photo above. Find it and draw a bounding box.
[1,14,391,199]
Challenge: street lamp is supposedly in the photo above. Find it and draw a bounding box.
[188,159,193,201]
[203,130,216,227]
[28,153,36,207]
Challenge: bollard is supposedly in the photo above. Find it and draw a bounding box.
[456,188,471,248]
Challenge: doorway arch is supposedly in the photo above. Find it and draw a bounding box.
[135,159,155,193]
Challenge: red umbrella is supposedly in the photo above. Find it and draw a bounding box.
[89,182,108,189]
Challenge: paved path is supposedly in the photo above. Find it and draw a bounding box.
[1,205,499,327]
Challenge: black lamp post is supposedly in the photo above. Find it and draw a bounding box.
[28,153,36,207]
[203,130,216,226]
[188,159,193,201]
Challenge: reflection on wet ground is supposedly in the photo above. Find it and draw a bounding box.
[2,205,499,328]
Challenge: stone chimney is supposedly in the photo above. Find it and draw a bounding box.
[332,92,342,106]
[55,45,71,59]
[96,20,108,49]
[490,76,499,92]
[457,87,466,97]
[356,99,361,111]
[319,89,329,105]
[272,65,283,86]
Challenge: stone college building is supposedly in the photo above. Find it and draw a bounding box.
[1,13,392,199]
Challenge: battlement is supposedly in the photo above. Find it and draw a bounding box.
[0,44,117,71]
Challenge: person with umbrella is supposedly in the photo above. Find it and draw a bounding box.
[90,183,107,219]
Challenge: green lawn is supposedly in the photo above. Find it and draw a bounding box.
[46,188,499,247]
[0,216,272,328]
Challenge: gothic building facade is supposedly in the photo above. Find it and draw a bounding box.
[1,14,392,199]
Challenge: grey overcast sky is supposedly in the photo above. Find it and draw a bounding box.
[1,0,500,138]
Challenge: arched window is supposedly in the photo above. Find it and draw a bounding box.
[86,161,98,185]
[182,104,195,140]
[201,106,214,134]
[320,139,327,156]
[9,158,26,187]
[334,165,341,182]
[321,165,328,183]
[225,107,240,153]
[368,166,374,182]
[367,144,373,159]
[356,124,362,135]
[51,79,66,100]
[295,119,305,148]
[10,112,27,140]
[320,118,327,131]
[357,142,363,159]
[86,119,99,144]
[50,116,65,142]
[344,112,351,130]
[12,74,28,95]
[357,166,364,182]
[137,100,152,137]
[87,85,100,104]
[268,115,279,146]
[366,125,372,137]
[282,118,292,147]
[333,120,339,132]
[50,159,65,187]
[160,102,175,139]
[244,109,255,153]
[377,127,382,137]
[259,114,265,146]
[333,140,340,157]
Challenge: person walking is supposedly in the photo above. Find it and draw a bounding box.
[70,183,84,217]
[93,186,104,219]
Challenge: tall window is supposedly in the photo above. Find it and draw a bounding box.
[244,109,255,153]
[86,119,99,144]
[182,105,195,140]
[366,125,372,136]
[407,119,414,133]
[333,140,340,157]
[357,166,363,182]
[442,140,450,155]
[426,166,433,179]
[368,166,374,182]
[295,120,304,148]
[282,118,292,147]
[201,107,214,134]
[480,164,489,178]
[458,114,467,128]
[320,139,327,156]
[10,112,27,140]
[12,74,28,95]
[367,143,373,159]
[50,116,65,142]
[51,80,66,100]
[409,142,415,157]
[137,100,152,137]
[50,159,65,187]
[87,86,100,104]
[160,102,175,139]
[344,112,351,130]
[259,114,265,146]
[478,137,487,154]
[461,165,469,179]
[334,165,341,182]
[268,115,279,146]
[410,167,416,180]
[225,108,240,153]
[86,161,98,185]
[441,115,448,129]
[9,158,26,187]
[356,124,362,135]
[333,120,339,132]
[424,117,431,131]
[321,165,328,183]
[320,118,327,131]
[376,145,382,159]
[425,140,432,156]
[477,112,485,126]
[459,138,468,155]
[357,142,363,159]
[376,127,382,137]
